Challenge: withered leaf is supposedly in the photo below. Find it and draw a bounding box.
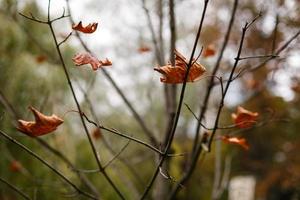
[17,106,63,137]
[154,49,206,84]
[231,106,259,128]
[72,21,98,34]
[221,136,249,150]
[203,45,216,58]
[72,53,112,71]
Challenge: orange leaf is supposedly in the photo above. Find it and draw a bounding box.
[17,106,63,137]
[203,45,216,58]
[138,46,151,53]
[9,160,22,172]
[72,53,112,71]
[231,106,259,128]
[221,136,249,150]
[72,21,98,34]
[100,58,113,66]
[154,49,206,84]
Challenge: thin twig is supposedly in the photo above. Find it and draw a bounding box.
[0,130,97,200]
[0,177,32,200]
[82,113,164,155]
[58,31,72,46]
[103,140,131,169]
[237,54,279,60]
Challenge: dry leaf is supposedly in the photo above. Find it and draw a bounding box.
[203,45,216,58]
[17,106,63,137]
[35,55,47,63]
[72,53,112,71]
[72,21,98,34]
[138,46,151,53]
[92,128,102,140]
[231,106,259,128]
[154,49,206,84]
[9,160,22,172]
[100,58,113,66]
[221,136,249,150]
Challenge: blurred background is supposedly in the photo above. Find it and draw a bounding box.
[0,0,300,199]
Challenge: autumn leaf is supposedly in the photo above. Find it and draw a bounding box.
[35,55,47,63]
[231,106,259,128]
[221,136,249,150]
[92,128,102,140]
[138,46,151,53]
[100,58,113,66]
[9,160,22,172]
[72,21,98,34]
[17,106,63,137]
[154,49,206,84]
[72,53,112,71]
[203,45,216,58]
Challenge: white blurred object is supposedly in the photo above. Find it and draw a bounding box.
[229,176,256,200]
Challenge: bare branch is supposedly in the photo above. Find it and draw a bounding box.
[140,1,210,198]
[18,12,48,24]
[169,0,239,196]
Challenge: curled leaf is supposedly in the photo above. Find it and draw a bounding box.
[72,53,112,71]
[17,106,63,137]
[72,21,98,34]
[154,49,206,84]
[221,136,249,150]
[203,45,216,57]
[231,106,259,128]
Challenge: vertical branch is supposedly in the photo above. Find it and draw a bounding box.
[169,0,239,197]
[162,0,177,147]
[212,139,222,199]
[142,0,164,65]
[45,1,125,198]
[192,0,239,153]
[140,1,210,199]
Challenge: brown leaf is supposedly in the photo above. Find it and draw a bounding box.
[72,53,112,71]
[231,106,259,128]
[72,21,98,34]
[138,46,151,53]
[17,106,63,137]
[203,45,216,58]
[154,49,206,84]
[35,55,47,63]
[100,58,113,66]
[221,136,249,150]
[92,128,102,140]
